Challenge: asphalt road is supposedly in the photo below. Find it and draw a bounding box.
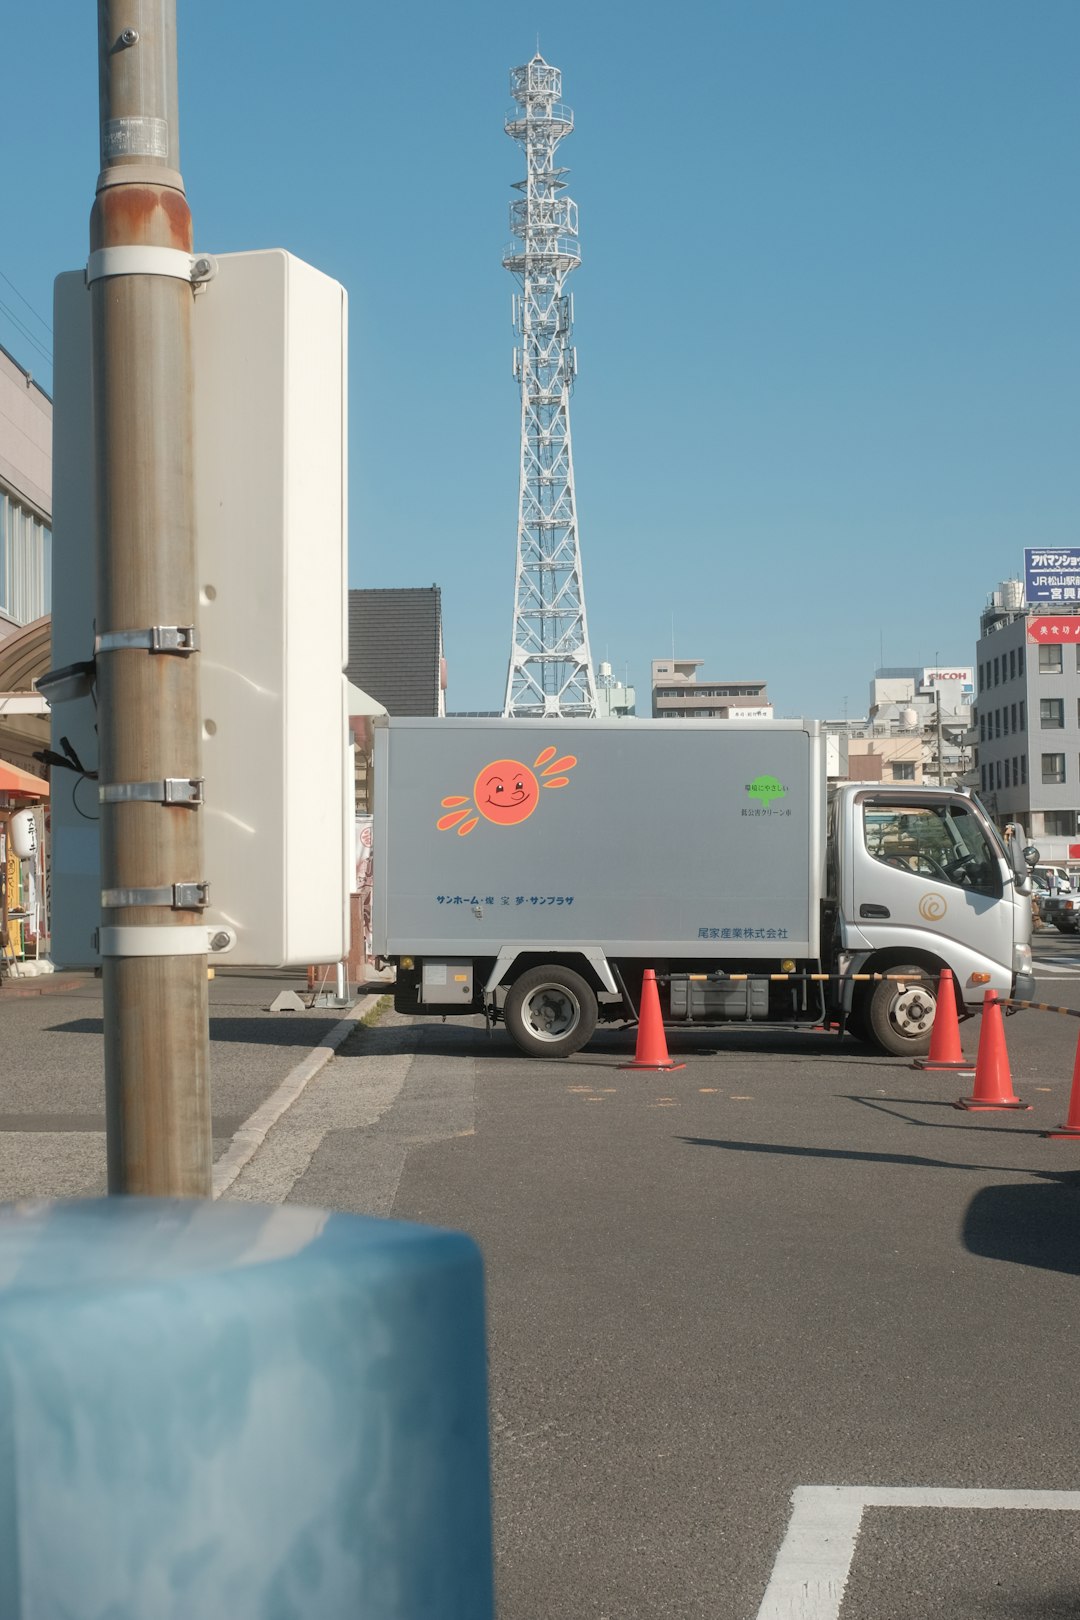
[5,939,1080,1616]
[0,970,361,1199]
[366,949,1080,1620]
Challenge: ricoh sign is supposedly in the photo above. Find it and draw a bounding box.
[920,668,973,692]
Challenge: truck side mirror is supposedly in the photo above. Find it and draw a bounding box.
[1003,826,1034,885]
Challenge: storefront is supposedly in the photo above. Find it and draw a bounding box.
[1,760,50,978]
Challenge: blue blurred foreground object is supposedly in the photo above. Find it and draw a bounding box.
[0,1198,494,1619]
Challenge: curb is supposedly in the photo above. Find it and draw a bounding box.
[0,973,96,999]
[211,991,387,1199]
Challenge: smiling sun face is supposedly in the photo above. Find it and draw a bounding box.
[475,758,539,824]
[437,747,577,836]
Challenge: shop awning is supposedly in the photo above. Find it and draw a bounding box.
[0,760,49,798]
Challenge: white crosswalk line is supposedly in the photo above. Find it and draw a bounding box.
[1035,958,1080,973]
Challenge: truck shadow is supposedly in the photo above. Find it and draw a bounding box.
[579,1027,902,1064]
[368,1026,900,1064]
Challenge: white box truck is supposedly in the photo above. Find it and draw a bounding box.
[373,717,1034,1058]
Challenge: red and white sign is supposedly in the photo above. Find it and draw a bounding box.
[1026,616,1080,642]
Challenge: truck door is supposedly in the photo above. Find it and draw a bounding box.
[846,793,1014,996]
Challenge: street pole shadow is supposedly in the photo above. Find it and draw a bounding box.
[679,1136,1080,1277]
[678,1136,1011,1174]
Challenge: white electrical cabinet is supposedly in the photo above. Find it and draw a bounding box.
[49,250,350,968]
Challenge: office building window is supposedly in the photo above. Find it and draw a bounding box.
[995,656,1001,684]
[1040,645,1063,673]
[980,763,987,791]
[0,491,51,623]
[1020,701,1025,731]
[1004,759,1011,787]
[1021,755,1027,784]
[1003,707,1010,736]
[890,762,916,781]
[994,710,1001,738]
[1042,753,1066,784]
[1041,697,1065,728]
[1011,703,1018,732]
[996,760,1003,788]
[979,713,986,742]
[1018,648,1025,677]
[1013,756,1019,787]
[1043,811,1075,836]
[1009,649,1016,680]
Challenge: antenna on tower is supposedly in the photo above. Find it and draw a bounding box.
[501,54,597,719]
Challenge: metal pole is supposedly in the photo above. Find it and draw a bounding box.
[91,0,211,1194]
[937,687,945,787]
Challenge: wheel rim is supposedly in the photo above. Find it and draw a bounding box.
[522,983,580,1042]
[889,982,936,1037]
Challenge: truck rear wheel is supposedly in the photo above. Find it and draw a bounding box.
[504,965,598,1059]
[867,965,936,1057]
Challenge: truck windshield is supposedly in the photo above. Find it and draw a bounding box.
[863,801,1001,897]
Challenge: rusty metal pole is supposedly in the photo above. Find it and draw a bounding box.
[91,0,211,1194]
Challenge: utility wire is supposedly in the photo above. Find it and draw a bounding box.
[0,299,52,367]
[0,270,52,336]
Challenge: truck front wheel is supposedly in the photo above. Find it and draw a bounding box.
[504,965,598,1059]
[867,965,936,1057]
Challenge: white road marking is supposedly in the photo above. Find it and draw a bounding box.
[1033,955,1080,982]
[755,1485,1080,1620]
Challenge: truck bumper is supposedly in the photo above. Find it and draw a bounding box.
[1012,969,1036,1002]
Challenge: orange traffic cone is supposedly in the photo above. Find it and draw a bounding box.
[619,969,686,1072]
[1044,1028,1080,1139]
[913,969,973,1072]
[954,990,1030,1111]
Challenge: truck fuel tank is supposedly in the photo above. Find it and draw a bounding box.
[668,975,769,1020]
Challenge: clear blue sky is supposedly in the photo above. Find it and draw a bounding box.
[5,1,1079,716]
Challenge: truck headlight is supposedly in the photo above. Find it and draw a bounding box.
[1013,943,1032,974]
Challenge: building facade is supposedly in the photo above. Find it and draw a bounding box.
[0,344,51,779]
[975,581,1080,841]
[346,587,445,718]
[594,660,635,718]
[651,659,771,719]
[0,345,51,647]
[826,666,974,787]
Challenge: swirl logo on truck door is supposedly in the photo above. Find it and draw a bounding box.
[437,747,577,837]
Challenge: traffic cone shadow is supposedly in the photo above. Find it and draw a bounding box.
[913,968,973,1072]
[619,969,686,1072]
[1044,1028,1080,1139]
[954,990,1030,1112]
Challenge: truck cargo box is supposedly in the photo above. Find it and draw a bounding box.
[373,718,825,959]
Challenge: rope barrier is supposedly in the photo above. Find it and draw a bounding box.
[656,971,933,986]
[649,975,1080,1020]
[1003,997,1080,1020]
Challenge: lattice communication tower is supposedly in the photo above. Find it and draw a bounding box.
[502,55,597,718]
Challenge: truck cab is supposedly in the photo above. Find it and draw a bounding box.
[831,783,1034,1050]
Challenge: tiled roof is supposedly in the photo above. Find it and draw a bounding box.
[346,588,443,717]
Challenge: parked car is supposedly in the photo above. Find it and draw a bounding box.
[1034,869,1080,932]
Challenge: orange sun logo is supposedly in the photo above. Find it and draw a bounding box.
[437,747,577,836]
